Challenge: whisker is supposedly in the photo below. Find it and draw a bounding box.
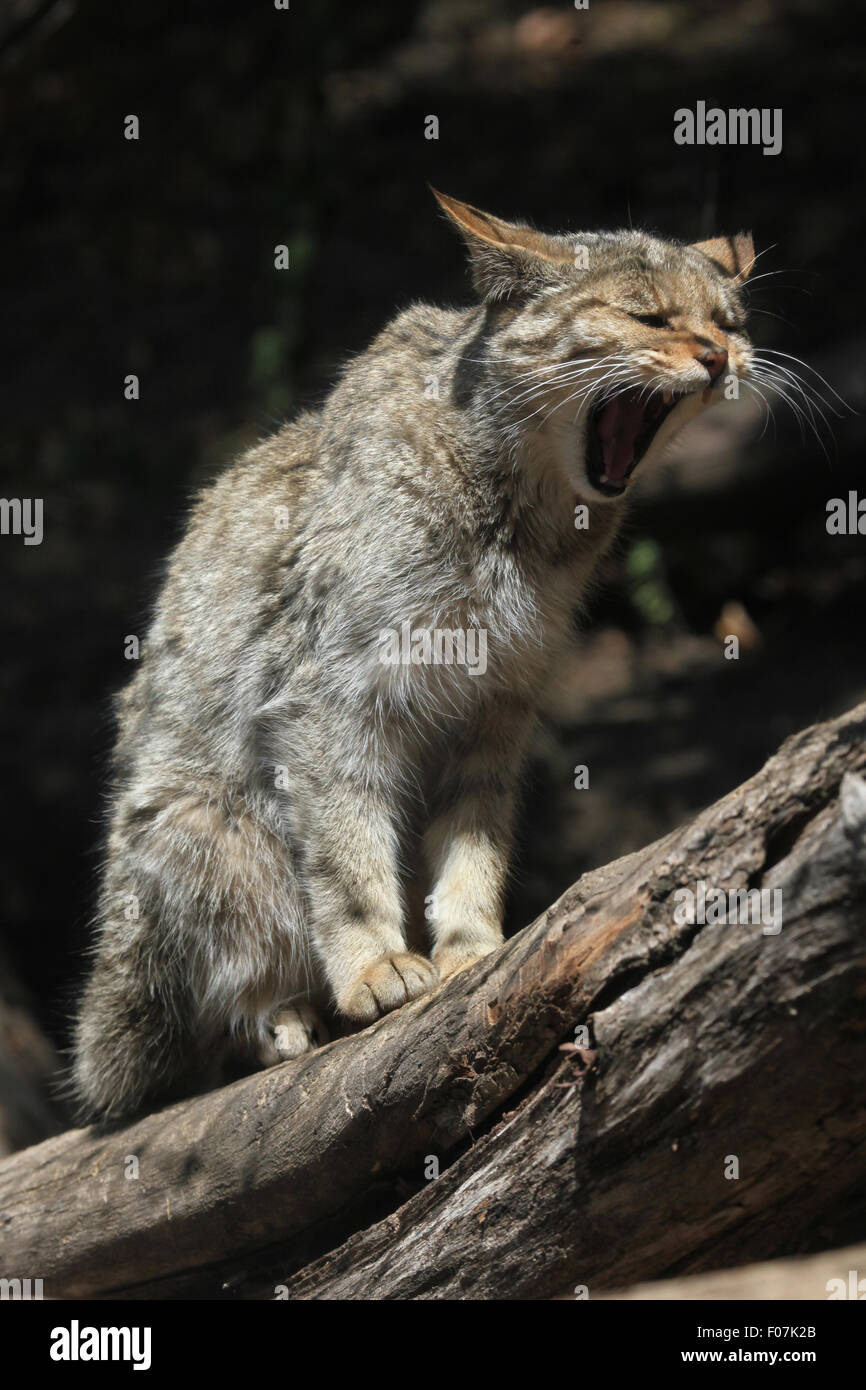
[749,364,834,463]
[751,356,843,442]
[757,349,852,413]
[509,363,635,433]
[484,353,623,412]
[742,379,778,445]
[497,355,630,428]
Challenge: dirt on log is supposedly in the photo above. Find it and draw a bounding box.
[0,702,864,1300]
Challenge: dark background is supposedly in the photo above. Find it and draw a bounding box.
[2,0,865,1066]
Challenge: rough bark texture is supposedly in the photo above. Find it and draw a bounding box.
[0,702,864,1300]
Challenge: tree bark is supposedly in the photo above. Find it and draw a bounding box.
[0,702,864,1300]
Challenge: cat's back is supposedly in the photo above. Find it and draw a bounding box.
[114,412,325,773]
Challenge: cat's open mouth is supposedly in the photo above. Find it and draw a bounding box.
[586,386,693,497]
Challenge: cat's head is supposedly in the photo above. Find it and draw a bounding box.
[435,190,755,503]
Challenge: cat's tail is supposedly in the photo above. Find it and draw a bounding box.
[69,930,218,1123]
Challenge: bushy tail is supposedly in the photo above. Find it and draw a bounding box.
[70,938,216,1123]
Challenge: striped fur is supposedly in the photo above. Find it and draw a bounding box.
[72,195,754,1118]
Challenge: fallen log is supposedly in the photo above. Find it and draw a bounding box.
[0,702,865,1299]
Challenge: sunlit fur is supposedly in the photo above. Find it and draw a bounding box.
[72,196,761,1120]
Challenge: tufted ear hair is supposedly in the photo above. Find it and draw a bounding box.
[691,232,756,283]
[432,188,574,302]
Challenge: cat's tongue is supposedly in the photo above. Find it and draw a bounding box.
[595,395,648,483]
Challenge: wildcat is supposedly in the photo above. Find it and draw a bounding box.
[72,191,755,1119]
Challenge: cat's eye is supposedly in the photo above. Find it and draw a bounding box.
[712,311,742,333]
[631,312,670,330]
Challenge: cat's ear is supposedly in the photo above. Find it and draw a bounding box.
[432,188,572,302]
[691,232,756,283]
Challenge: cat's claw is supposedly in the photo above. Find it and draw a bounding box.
[340,952,439,1024]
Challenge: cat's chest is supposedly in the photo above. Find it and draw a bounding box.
[371,548,576,714]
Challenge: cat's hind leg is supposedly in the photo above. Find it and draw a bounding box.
[257,997,330,1065]
[72,782,309,1119]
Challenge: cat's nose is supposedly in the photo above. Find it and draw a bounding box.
[697,346,728,383]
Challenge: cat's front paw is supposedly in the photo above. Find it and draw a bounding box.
[433,940,498,982]
[339,952,439,1025]
[260,999,329,1065]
